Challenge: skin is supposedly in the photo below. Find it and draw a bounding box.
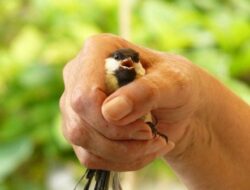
[60,34,250,190]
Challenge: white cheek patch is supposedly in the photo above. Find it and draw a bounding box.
[105,58,146,77]
[105,58,120,73]
[134,61,146,76]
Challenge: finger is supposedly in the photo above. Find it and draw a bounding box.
[68,37,123,134]
[101,72,160,125]
[107,119,153,140]
[73,143,174,171]
[62,107,153,144]
[83,133,174,163]
[70,86,151,140]
[73,145,160,171]
[70,85,107,130]
[61,93,152,148]
[101,64,192,126]
[67,35,165,133]
[62,86,153,141]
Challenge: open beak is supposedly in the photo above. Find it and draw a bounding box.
[120,58,134,69]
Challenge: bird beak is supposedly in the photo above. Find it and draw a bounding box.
[121,58,134,69]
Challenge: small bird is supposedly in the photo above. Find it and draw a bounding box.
[75,48,168,190]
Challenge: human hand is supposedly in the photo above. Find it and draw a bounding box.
[60,34,201,171]
[61,34,250,189]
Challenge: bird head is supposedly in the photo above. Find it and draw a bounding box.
[105,48,145,81]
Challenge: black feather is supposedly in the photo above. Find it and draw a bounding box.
[84,169,96,190]
[110,48,139,63]
[115,67,136,87]
[95,170,110,190]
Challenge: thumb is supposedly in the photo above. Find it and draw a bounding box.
[101,74,160,125]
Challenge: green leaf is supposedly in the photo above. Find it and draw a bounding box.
[10,26,43,65]
[0,137,33,182]
[52,114,70,150]
[230,42,250,80]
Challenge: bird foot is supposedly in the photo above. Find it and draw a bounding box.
[146,121,168,143]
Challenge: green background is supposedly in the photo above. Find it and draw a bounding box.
[0,0,249,189]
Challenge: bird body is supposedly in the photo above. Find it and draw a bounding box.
[101,48,150,190]
[104,48,153,130]
[78,48,167,190]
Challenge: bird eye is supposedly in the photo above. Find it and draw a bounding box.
[113,52,124,60]
[132,54,139,63]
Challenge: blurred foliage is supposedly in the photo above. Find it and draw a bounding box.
[0,0,249,189]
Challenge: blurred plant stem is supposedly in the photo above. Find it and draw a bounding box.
[119,0,133,40]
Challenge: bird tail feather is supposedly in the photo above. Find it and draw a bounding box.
[75,169,122,190]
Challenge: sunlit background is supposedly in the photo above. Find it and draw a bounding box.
[0,0,249,190]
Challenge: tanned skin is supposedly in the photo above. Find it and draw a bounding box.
[60,34,250,190]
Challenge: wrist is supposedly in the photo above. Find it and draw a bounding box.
[164,66,250,189]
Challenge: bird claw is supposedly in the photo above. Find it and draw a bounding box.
[146,121,168,143]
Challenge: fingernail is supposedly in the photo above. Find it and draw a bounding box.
[102,96,133,120]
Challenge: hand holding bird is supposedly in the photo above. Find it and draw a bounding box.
[60,34,250,190]
[60,34,200,188]
[81,48,169,190]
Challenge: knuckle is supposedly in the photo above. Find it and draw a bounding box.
[141,78,160,105]
[70,86,103,113]
[64,124,80,144]
[70,87,85,113]
[172,57,194,90]
[65,122,89,147]
[165,64,192,97]
[173,68,193,98]
[147,81,159,99]
[175,71,190,90]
